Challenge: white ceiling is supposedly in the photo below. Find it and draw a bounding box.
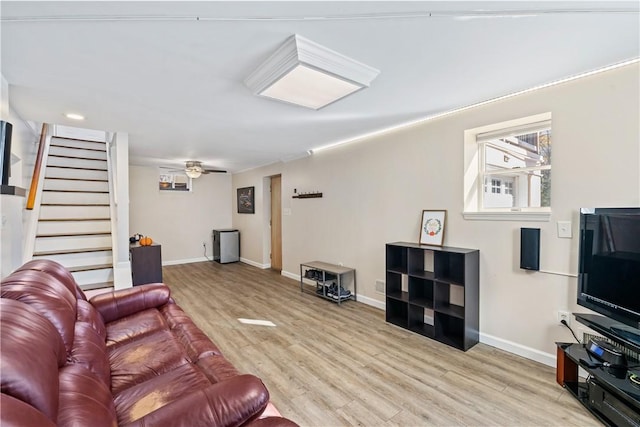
[2,1,638,173]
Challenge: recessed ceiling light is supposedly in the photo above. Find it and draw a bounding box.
[65,113,85,120]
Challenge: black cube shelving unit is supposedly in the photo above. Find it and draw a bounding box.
[385,242,479,351]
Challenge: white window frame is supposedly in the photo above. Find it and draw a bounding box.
[463,112,552,221]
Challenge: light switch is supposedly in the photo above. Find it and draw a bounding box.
[557,221,572,238]
[283,208,292,216]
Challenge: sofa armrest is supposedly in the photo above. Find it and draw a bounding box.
[121,374,270,427]
[89,284,170,323]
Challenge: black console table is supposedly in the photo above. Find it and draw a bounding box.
[556,342,640,426]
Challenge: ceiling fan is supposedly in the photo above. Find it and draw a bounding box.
[163,160,226,179]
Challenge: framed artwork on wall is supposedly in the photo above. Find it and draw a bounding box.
[237,186,255,214]
[419,210,446,246]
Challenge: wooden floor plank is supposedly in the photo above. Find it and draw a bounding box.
[162,261,598,427]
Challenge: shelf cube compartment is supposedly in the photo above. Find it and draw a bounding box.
[434,252,465,285]
[408,248,435,278]
[434,282,465,318]
[386,298,408,328]
[409,277,434,308]
[386,245,408,274]
[408,304,434,337]
[434,312,465,350]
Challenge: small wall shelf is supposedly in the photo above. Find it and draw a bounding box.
[292,192,322,199]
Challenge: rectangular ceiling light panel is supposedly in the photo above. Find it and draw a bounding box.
[260,64,362,110]
[245,34,380,110]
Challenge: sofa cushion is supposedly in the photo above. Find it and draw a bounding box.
[160,303,223,360]
[76,299,107,340]
[104,308,168,349]
[90,284,170,323]
[69,321,111,387]
[0,393,56,427]
[109,329,191,394]
[58,364,117,427]
[15,259,86,301]
[113,363,212,424]
[196,355,241,384]
[1,270,77,353]
[0,299,66,423]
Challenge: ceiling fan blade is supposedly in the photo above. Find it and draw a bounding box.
[202,169,227,174]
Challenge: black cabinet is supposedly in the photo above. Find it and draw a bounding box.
[130,243,163,286]
[385,242,479,351]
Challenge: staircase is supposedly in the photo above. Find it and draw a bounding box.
[32,136,114,291]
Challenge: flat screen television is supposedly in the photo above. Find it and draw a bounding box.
[577,208,640,335]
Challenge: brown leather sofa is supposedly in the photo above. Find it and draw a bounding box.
[1,259,298,427]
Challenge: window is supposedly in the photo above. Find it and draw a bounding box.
[464,113,552,221]
[504,181,514,195]
[491,179,501,194]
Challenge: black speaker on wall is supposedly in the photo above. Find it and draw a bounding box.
[1,121,13,186]
[520,228,540,271]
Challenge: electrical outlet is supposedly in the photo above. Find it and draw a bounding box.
[558,310,571,327]
[375,280,385,293]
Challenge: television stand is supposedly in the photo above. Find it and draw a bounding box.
[556,342,640,426]
[574,313,640,354]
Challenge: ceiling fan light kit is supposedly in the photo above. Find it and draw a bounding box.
[244,34,380,110]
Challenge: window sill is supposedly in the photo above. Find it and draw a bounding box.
[462,211,551,222]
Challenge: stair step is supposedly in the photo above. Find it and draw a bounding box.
[44,177,108,183]
[40,203,110,206]
[52,137,107,147]
[50,143,107,153]
[40,205,110,220]
[32,250,112,269]
[47,156,107,170]
[33,246,112,256]
[68,263,112,273]
[52,129,107,143]
[37,219,111,235]
[48,145,107,160]
[45,167,108,181]
[39,217,110,222]
[36,231,111,238]
[71,267,114,286]
[80,282,114,292]
[43,189,109,193]
[34,234,112,252]
[41,191,109,206]
[44,179,108,192]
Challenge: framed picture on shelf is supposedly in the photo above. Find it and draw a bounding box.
[419,210,446,246]
[237,186,255,214]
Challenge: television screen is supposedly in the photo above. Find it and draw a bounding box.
[578,207,640,329]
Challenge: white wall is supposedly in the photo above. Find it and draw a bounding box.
[0,75,39,277]
[129,165,233,264]
[232,63,640,364]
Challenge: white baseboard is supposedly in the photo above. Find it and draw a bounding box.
[240,258,271,269]
[356,294,386,310]
[281,270,299,281]
[162,257,209,266]
[479,332,556,367]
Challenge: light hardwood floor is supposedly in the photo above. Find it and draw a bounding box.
[163,261,597,427]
